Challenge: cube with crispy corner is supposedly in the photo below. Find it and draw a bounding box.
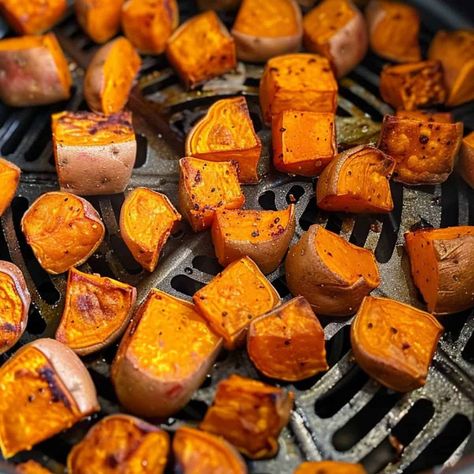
[178,157,244,232]
[272,110,337,176]
[166,11,236,89]
[185,97,262,184]
[0,158,20,217]
[396,110,453,124]
[193,257,280,349]
[200,375,293,459]
[378,115,463,185]
[458,132,474,188]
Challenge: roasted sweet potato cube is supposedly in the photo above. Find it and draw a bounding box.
[186,97,262,184]
[259,53,338,125]
[428,30,474,107]
[365,0,421,63]
[351,296,443,392]
[396,110,453,123]
[378,115,463,185]
[458,132,474,188]
[16,460,52,474]
[120,187,182,272]
[67,414,169,474]
[295,461,367,474]
[52,111,136,196]
[0,0,67,35]
[55,268,137,355]
[405,226,474,315]
[380,60,446,111]
[316,145,395,213]
[248,296,328,381]
[178,157,244,232]
[200,375,293,459]
[112,289,222,417]
[0,339,98,458]
[193,257,280,349]
[166,11,236,89]
[122,0,179,54]
[0,158,20,216]
[173,427,247,474]
[272,110,336,176]
[211,205,295,274]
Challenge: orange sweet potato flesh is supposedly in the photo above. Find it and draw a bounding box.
[55,268,137,355]
[67,414,169,474]
[112,289,222,417]
[248,296,328,381]
[0,158,20,216]
[211,205,295,274]
[166,11,236,89]
[122,0,179,54]
[285,224,380,316]
[351,296,443,392]
[396,110,453,124]
[173,426,247,474]
[16,460,52,474]
[200,374,293,459]
[316,145,395,213]
[365,0,421,63]
[179,157,245,232]
[260,53,338,125]
[0,0,66,34]
[21,192,105,275]
[405,226,474,315]
[272,111,336,176]
[295,461,367,474]
[185,97,262,184]
[194,257,280,350]
[380,60,446,111]
[428,30,474,107]
[120,187,182,272]
[458,132,474,188]
[378,115,463,185]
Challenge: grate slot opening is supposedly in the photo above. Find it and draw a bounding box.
[171,274,206,297]
[286,185,305,205]
[259,191,277,211]
[462,331,474,364]
[134,134,148,168]
[109,234,143,275]
[192,255,222,276]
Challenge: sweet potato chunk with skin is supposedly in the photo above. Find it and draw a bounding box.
[55,268,137,356]
[0,0,66,35]
[248,296,328,381]
[0,338,99,458]
[351,296,443,392]
[52,111,136,196]
[173,427,247,474]
[112,289,222,417]
[458,132,474,188]
[67,414,169,474]
[166,11,236,89]
[316,145,395,213]
[122,0,179,54]
[365,0,421,63]
[294,461,367,474]
[378,115,463,185]
[285,224,380,316]
[405,227,474,315]
[260,53,338,125]
[231,0,303,63]
[428,30,474,107]
[16,460,52,474]
[194,257,280,350]
[0,261,30,355]
[272,110,336,176]
[396,110,453,124]
[21,192,105,275]
[211,205,295,274]
[120,188,181,272]
[0,34,72,107]
[201,375,293,459]
[0,158,20,216]
[75,0,124,44]
[303,0,368,78]
[380,60,446,111]
[186,97,262,184]
[84,37,141,115]
[179,157,244,232]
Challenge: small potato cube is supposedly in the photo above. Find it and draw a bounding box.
[0,158,20,216]
[259,53,338,125]
[178,157,244,232]
[166,11,236,89]
[193,257,280,349]
[378,115,463,185]
[200,375,293,459]
[396,110,453,123]
[295,462,367,474]
[458,131,474,188]
[16,460,52,474]
[272,110,336,176]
